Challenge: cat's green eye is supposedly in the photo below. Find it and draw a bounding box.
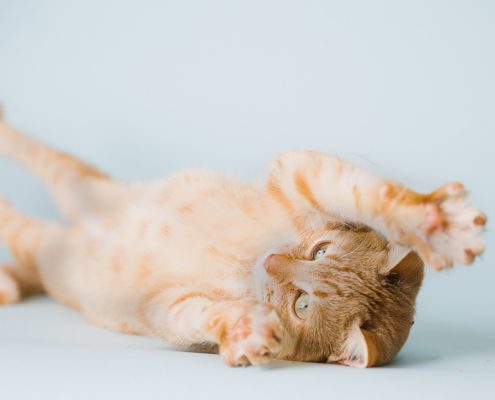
[294,292,310,320]
[312,243,330,260]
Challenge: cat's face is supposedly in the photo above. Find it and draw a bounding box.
[254,223,424,367]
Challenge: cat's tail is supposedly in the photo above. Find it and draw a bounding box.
[0,106,108,181]
[0,106,127,220]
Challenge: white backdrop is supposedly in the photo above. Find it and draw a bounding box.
[0,1,494,399]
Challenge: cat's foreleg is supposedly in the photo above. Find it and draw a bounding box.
[141,288,285,366]
[267,150,486,270]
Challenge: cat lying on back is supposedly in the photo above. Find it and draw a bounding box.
[0,112,486,367]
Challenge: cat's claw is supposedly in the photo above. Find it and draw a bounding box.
[388,182,487,271]
[220,304,284,367]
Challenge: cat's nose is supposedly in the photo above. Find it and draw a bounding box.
[263,254,281,274]
[264,254,294,281]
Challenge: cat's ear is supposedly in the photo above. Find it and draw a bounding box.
[382,244,424,278]
[329,324,379,368]
[381,244,413,274]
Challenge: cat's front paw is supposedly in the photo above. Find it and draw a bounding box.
[384,182,487,271]
[219,304,285,367]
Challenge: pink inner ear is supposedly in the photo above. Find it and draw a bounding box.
[334,325,370,368]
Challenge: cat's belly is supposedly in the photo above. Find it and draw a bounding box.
[35,175,294,322]
[35,217,258,319]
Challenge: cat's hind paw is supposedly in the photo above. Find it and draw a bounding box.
[219,304,285,367]
[0,268,21,305]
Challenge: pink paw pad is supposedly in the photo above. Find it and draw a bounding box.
[421,203,444,235]
[220,304,285,367]
[229,316,252,342]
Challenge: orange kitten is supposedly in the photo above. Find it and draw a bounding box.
[0,114,486,367]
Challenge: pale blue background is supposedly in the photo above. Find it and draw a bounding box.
[0,1,494,399]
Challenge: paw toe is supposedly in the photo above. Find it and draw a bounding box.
[473,213,487,226]
[445,182,465,198]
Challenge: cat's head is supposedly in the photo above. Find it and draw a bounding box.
[254,222,424,367]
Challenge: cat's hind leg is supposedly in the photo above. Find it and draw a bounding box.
[0,264,21,305]
[0,262,45,305]
[0,198,59,304]
[0,112,129,220]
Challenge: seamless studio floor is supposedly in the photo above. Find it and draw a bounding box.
[0,291,493,400]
